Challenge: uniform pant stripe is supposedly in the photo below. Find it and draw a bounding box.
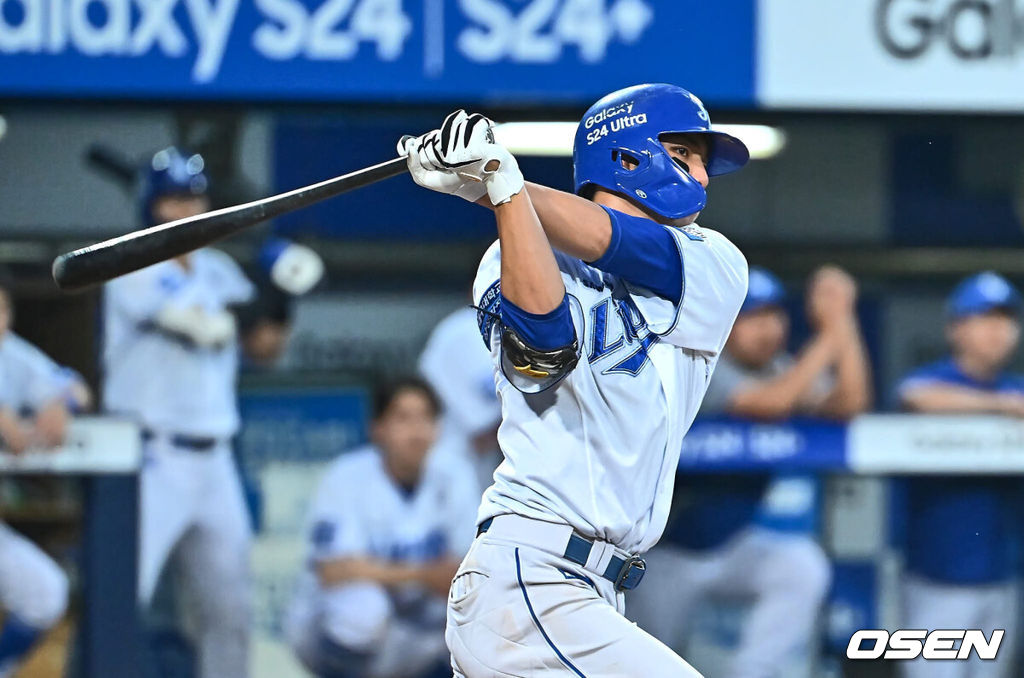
[515,548,587,678]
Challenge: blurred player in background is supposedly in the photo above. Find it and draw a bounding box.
[418,301,501,494]
[0,269,71,677]
[101,147,322,678]
[403,84,749,676]
[631,265,870,677]
[896,271,1024,678]
[284,377,479,678]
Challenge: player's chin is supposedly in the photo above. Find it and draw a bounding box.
[669,211,701,227]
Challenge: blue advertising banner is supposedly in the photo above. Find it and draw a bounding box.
[0,0,755,104]
[237,386,367,465]
[272,115,575,240]
[678,417,848,472]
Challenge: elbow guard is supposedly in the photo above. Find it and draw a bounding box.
[501,324,579,380]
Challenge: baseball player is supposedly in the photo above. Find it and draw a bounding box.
[896,271,1024,678]
[284,377,479,678]
[418,302,502,495]
[102,147,322,678]
[401,83,750,676]
[630,265,871,677]
[0,271,70,677]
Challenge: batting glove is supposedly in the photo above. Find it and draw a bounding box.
[419,110,525,206]
[259,238,324,296]
[398,132,488,204]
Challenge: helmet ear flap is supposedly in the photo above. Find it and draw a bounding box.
[604,138,706,220]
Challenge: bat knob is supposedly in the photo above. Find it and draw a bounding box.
[397,135,415,156]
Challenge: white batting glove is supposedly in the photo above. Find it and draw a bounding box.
[398,133,487,203]
[269,242,324,296]
[419,110,525,206]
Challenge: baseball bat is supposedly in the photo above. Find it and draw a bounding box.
[53,155,410,292]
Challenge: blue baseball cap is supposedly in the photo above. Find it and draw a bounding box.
[946,271,1022,320]
[740,267,786,315]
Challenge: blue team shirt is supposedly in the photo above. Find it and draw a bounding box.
[662,473,770,550]
[897,358,1024,584]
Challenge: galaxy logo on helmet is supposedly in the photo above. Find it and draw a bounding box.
[573,83,750,221]
[140,147,209,227]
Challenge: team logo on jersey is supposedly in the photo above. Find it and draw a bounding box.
[679,225,706,242]
[475,281,502,349]
[385,529,447,562]
[588,295,658,376]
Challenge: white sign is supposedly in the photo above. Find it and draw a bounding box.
[758,0,1024,112]
[0,417,141,474]
[848,414,1024,473]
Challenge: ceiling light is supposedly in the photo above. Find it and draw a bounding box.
[494,122,786,160]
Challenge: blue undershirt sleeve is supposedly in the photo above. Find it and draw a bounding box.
[589,206,683,304]
[499,293,575,350]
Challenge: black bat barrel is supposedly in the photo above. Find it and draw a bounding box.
[53,156,409,292]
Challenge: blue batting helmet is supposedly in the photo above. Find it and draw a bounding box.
[573,84,749,221]
[140,147,209,226]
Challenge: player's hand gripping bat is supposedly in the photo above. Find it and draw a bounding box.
[52,153,411,292]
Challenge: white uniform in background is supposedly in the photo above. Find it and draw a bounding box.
[285,444,480,678]
[103,248,254,678]
[419,306,502,494]
[0,333,70,677]
[447,224,747,677]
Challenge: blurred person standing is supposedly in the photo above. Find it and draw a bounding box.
[0,271,71,677]
[630,266,871,677]
[896,271,1024,678]
[102,147,322,678]
[284,377,479,678]
[418,303,501,495]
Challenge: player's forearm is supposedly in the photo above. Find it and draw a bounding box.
[0,409,30,454]
[901,386,1016,416]
[33,401,70,448]
[524,183,613,261]
[496,190,566,315]
[317,557,420,588]
[476,184,612,262]
[418,558,461,598]
[728,333,838,420]
[819,321,873,419]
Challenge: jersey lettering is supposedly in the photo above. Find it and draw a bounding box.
[384,529,447,562]
[476,280,502,348]
[586,296,656,377]
[587,298,624,362]
[311,520,336,549]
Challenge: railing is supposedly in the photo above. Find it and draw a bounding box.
[0,417,140,474]
[680,415,1024,474]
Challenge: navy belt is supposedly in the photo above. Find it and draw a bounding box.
[477,516,646,592]
[141,429,219,452]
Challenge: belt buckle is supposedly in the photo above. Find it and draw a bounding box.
[614,556,646,591]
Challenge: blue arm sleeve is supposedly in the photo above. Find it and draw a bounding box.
[589,206,683,304]
[500,293,575,350]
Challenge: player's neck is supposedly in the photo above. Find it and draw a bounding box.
[591,189,654,221]
[954,352,1001,383]
[382,456,423,494]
